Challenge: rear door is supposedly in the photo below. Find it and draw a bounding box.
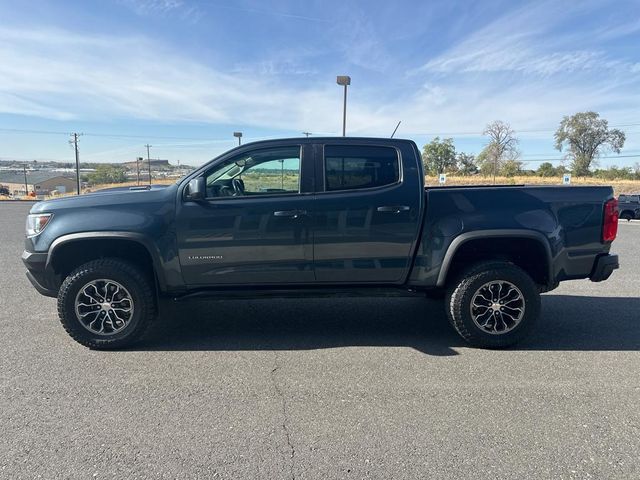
[312,141,423,284]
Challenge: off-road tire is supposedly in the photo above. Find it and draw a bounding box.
[445,261,540,348]
[57,258,156,349]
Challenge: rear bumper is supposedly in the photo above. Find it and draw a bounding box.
[22,250,58,297]
[589,254,619,282]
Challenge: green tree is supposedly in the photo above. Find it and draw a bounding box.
[421,137,457,175]
[537,162,557,177]
[501,159,523,177]
[554,111,625,177]
[87,165,128,185]
[456,153,478,176]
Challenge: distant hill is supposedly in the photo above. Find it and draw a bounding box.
[0,159,196,171]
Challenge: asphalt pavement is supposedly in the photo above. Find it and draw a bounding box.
[1,201,639,479]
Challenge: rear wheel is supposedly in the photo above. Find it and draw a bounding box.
[445,261,540,348]
[620,211,633,221]
[57,258,156,349]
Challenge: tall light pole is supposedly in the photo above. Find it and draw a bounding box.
[136,157,143,185]
[233,131,243,145]
[23,165,28,196]
[145,144,152,185]
[336,75,351,137]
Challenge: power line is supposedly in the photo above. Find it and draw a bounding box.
[0,127,227,141]
[517,150,640,157]
[1,123,640,140]
[411,123,640,137]
[518,154,640,163]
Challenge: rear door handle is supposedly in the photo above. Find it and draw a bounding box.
[273,209,307,218]
[377,205,410,213]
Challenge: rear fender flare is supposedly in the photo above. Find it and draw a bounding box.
[436,229,554,288]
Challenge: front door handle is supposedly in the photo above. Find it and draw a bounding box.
[377,205,410,213]
[273,209,307,218]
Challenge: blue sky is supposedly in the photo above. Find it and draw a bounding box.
[1,0,639,168]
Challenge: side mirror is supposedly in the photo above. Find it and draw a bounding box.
[185,177,206,201]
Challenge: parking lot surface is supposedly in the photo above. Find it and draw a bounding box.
[1,201,639,479]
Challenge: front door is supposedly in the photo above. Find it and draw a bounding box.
[176,144,315,286]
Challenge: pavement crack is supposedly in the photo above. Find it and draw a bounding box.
[271,352,296,480]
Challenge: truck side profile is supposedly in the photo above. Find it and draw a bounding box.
[22,137,620,349]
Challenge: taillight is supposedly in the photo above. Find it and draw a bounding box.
[602,198,618,242]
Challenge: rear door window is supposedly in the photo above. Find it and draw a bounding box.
[323,145,399,192]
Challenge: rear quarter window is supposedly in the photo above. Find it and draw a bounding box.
[324,145,399,192]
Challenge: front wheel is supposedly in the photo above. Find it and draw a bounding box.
[445,262,540,348]
[57,258,156,349]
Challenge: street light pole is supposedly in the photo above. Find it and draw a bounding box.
[336,76,351,137]
[145,144,152,185]
[136,157,142,185]
[233,132,243,146]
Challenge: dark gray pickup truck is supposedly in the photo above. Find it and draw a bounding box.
[22,137,619,349]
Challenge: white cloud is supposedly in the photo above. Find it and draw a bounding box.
[118,0,203,22]
[0,18,638,146]
[119,0,184,15]
[0,26,387,134]
[419,0,638,77]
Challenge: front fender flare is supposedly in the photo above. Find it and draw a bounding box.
[46,231,168,291]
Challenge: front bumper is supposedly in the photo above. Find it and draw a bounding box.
[589,254,619,282]
[21,250,58,297]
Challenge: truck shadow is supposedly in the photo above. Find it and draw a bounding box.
[136,295,640,356]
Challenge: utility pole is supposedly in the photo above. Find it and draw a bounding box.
[302,132,312,137]
[70,133,82,195]
[23,166,28,196]
[145,144,152,185]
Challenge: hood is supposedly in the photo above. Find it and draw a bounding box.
[31,183,178,214]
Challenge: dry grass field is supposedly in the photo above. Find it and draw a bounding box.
[3,176,639,201]
[426,175,640,196]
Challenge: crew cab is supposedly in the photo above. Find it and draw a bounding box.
[22,137,619,349]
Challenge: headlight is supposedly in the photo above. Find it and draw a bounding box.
[26,213,53,237]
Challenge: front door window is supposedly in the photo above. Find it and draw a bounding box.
[205,146,301,198]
